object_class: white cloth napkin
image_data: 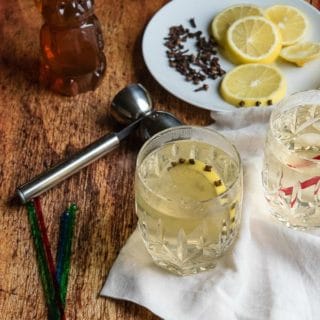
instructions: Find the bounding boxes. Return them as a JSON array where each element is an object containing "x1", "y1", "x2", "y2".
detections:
[{"x1": 101, "y1": 107, "x2": 320, "y2": 320}]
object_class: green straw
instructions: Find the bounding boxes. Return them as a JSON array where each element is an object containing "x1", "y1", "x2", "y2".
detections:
[
  {"x1": 26, "y1": 201, "x2": 61, "y2": 320},
  {"x1": 56, "y1": 203, "x2": 77, "y2": 306}
]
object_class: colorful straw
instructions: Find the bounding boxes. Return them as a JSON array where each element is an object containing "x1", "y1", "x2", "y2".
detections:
[
  {"x1": 280, "y1": 176, "x2": 320, "y2": 196},
  {"x1": 33, "y1": 197, "x2": 65, "y2": 319},
  {"x1": 26, "y1": 197, "x2": 78, "y2": 318},
  {"x1": 280, "y1": 155, "x2": 320, "y2": 207},
  {"x1": 56, "y1": 210, "x2": 69, "y2": 284},
  {"x1": 26, "y1": 201, "x2": 61, "y2": 320},
  {"x1": 56, "y1": 204, "x2": 77, "y2": 306}
]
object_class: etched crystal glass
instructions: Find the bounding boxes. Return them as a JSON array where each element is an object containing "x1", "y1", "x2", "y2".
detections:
[
  {"x1": 135, "y1": 126, "x2": 242, "y2": 275},
  {"x1": 262, "y1": 90, "x2": 320, "y2": 229}
]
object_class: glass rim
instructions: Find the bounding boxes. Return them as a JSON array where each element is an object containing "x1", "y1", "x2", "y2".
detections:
[
  {"x1": 270, "y1": 90, "x2": 320, "y2": 163},
  {"x1": 270, "y1": 89, "x2": 320, "y2": 121},
  {"x1": 136, "y1": 125, "x2": 242, "y2": 204}
]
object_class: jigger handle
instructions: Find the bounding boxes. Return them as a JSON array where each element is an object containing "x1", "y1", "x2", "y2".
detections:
[{"x1": 16, "y1": 132, "x2": 120, "y2": 204}]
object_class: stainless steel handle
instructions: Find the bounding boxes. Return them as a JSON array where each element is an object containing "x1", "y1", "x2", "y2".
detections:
[{"x1": 16, "y1": 133, "x2": 120, "y2": 204}]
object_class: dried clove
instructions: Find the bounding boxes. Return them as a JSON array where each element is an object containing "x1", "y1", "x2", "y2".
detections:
[
  {"x1": 194, "y1": 84, "x2": 208, "y2": 92},
  {"x1": 189, "y1": 18, "x2": 196, "y2": 28},
  {"x1": 214, "y1": 180, "x2": 222, "y2": 187},
  {"x1": 164, "y1": 20, "x2": 225, "y2": 92}
]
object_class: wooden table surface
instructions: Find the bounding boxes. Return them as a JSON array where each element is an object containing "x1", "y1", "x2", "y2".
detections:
[{"x1": 0, "y1": 1, "x2": 319, "y2": 319}]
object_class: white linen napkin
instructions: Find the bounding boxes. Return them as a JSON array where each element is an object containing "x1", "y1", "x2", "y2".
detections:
[{"x1": 101, "y1": 107, "x2": 320, "y2": 320}]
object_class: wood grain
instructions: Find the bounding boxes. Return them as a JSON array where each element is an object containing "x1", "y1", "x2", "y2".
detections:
[{"x1": 0, "y1": 1, "x2": 318, "y2": 319}]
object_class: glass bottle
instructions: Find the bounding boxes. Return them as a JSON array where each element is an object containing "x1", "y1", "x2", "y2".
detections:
[{"x1": 40, "y1": 0, "x2": 106, "y2": 96}]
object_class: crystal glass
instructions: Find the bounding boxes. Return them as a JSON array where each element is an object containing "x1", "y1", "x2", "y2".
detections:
[
  {"x1": 262, "y1": 90, "x2": 320, "y2": 229},
  {"x1": 135, "y1": 126, "x2": 243, "y2": 275}
]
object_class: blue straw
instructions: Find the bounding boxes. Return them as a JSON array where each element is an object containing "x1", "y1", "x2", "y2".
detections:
[{"x1": 56, "y1": 204, "x2": 77, "y2": 306}]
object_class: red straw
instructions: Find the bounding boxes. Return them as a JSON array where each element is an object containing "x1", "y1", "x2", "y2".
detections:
[
  {"x1": 34, "y1": 197, "x2": 66, "y2": 320},
  {"x1": 280, "y1": 155, "x2": 320, "y2": 200},
  {"x1": 280, "y1": 176, "x2": 320, "y2": 196}
]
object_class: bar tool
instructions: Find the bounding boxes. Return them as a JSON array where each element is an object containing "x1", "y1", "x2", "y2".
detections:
[{"x1": 16, "y1": 84, "x2": 182, "y2": 203}]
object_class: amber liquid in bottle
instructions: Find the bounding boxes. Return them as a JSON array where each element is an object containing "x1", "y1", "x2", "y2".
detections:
[{"x1": 40, "y1": 0, "x2": 106, "y2": 96}]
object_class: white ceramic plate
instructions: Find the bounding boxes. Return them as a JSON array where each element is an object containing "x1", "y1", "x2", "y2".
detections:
[{"x1": 142, "y1": 0, "x2": 320, "y2": 112}]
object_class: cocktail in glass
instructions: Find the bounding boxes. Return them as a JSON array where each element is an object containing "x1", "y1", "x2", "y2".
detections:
[
  {"x1": 135, "y1": 126, "x2": 242, "y2": 275},
  {"x1": 262, "y1": 90, "x2": 320, "y2": 229}
]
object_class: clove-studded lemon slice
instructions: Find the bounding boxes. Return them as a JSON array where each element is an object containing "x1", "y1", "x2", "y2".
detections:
[
  {"x1": 220, "y1": 64, "x2": 286, "y2": 107},
  {"x1": 167, "y1": 159, "x2": 226, "y2": 201}
]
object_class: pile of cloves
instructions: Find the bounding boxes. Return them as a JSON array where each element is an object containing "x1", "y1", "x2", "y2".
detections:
[{"x1": 164, "y1": 18, "x2": 225, "y2": 92}]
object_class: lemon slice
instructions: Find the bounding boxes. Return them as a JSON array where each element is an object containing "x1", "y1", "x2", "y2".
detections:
[
  {"x1": 220, "y1": 64, "x2": 286, "y2": 107},
  {"x1": 211, "y1": 4, "x2": 264, "y2": 45},
  {"x1": 265, "y1": 5, "x2": 308, "y2": 46},
  {"x1": 167, "y1": 159, "x2": 237, "y2": 226},
  {"x1": 280, "y1": 42, "x2": 320, "y2": 66},
  {"x1": 168, "y1": 159, "x2": 226, "y2": 201},
  {"x1": 226, "y1": 16, "x2": 282, "y2": 64}
]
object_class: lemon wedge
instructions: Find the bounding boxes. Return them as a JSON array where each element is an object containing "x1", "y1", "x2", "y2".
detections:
[
  {"x1": 280, "y1": 42, "x2": 320, "y2": 66},
  {"x1": 211, "y1": 4, "x2": 264, "y2": 45},
  {"x1": 225, "y1": 16, "x2": 282, "y2": 64},
  {"x1": 220, "y1": 64, "x2": 286, "y2": 107},
  {"x1": 265, "y1": 5, "x2": 308, "y2": 46}
]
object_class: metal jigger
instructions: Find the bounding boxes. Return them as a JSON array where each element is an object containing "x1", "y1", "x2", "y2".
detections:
[{"x1": 16, "y1": 84, "x2": 182, "y2": 204}]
